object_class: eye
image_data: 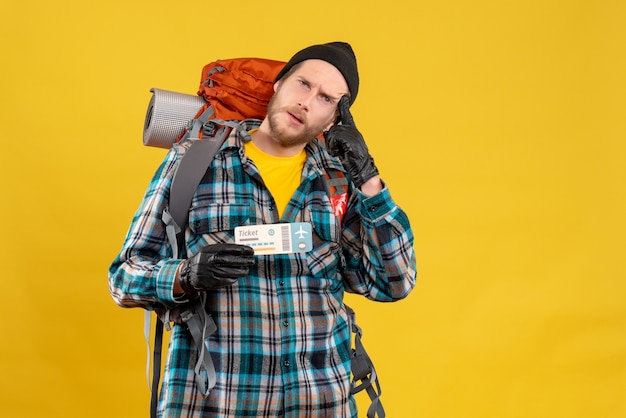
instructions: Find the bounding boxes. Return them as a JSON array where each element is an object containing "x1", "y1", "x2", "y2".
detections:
[{"x1": 321, "y1": 95, "x2": 335, "y2": 105}]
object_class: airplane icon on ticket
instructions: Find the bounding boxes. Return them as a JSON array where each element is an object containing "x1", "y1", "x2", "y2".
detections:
[{"x1": 295, "y1": 225, "x2": 309, "y2": 240}]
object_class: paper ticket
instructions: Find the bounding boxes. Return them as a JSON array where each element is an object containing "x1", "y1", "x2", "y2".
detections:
[{"x1": 234, "y1": 222, "x2": 313, "y2": 255}]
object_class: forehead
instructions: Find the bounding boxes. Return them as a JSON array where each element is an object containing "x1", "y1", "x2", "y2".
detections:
[{"x1": 292, "y1": 59, "x2": 349, "y2": 95}]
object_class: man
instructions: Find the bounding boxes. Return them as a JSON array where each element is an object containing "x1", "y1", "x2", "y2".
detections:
[{"x1": 109, "y1": 42, "x2": 416, "y2": 417}]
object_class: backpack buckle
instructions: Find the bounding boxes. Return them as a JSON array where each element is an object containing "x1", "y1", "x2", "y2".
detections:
[{"x1": 202, "y1": 121, "x2": 218, "y2": 137}]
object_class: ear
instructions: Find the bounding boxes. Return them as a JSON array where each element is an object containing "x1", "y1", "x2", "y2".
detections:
[
  {"x1": 320, "y1": 115, "x2": 338, "y2": 140},
  {"x1": 273, "y1": 80, "x2": 282, "y2": 92},
  {"x1": 323, "y1": 109, "x2": 341, "y2": 132}
]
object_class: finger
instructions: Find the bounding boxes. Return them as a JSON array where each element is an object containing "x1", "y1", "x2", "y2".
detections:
[
  {"x1": 215, "y1": 265, "x2": 250, "y2": 279},
  {"x1": 327, "y1": 138, "x2": 341, "y2": 157},
  {"x1": 228, "y1": 244, "x2": 254, "y2": 257},
  {"x1": 212, "y1": 244, "x2": 254, "y2": 257},
  {"x1": 216, "y1": 254, "x2": 255, "y2": 266},
  {"x1": 208, "y1": 273, "x2": 240, "y2": 287},
  {"x1": 338, "y1": 96, "x2": 355, "y2": 128}
]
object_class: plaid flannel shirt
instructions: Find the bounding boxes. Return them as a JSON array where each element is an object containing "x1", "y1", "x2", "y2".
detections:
[{"x1": 109, "y1": 125, "x2": 416, "y2": 417}]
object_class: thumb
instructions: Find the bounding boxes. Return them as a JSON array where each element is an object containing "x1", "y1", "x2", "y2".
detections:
[{"x1": 338, "y1": 96, "x2": 355, "y2": 128}]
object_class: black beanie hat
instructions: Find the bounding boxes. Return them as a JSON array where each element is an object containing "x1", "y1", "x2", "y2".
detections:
[{"x1": 275, "y1": 42, "x2": 359, "y2": 105}]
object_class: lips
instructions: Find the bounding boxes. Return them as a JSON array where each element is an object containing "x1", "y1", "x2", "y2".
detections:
[{"x1": 287, "y1": 111, "x2": 304, "y2": 125}]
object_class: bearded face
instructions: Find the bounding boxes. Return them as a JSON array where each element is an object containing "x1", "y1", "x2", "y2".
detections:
[
  {"x1": 264, "y1": 60, "x2": 348, "y2": 148},
  {"x1": 265, "y1": 93, "x2": 330, "y2": 147}
]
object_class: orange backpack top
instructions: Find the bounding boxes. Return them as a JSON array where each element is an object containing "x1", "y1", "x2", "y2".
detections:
[{"x1": 196, "y1": 57, "x2": 285, "y2": 124}]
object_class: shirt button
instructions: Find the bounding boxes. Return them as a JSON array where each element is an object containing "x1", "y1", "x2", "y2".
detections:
[
  {"x1": 279, "y1": 280, "x2": 285, "y2": 286},
  {"x1": 284, "y1": 360, "x2": 290, "y2": 367},
  {"x1": 283, "y1": 320, "x2": 289, "y2": 327},
  {"x1": 369, "y1": 205, "x2": 378, "y2": 212},
  {"x1": 268, "y1": 205, "x2": 275, "y2": 211}
]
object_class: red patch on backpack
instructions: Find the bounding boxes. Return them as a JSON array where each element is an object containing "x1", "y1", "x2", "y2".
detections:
[{"x1": 330, "y1": 193, "x2": 348, "y2": 221}]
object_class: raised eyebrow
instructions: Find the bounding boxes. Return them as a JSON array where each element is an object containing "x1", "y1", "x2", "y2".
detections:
[
  {"x1": 321, "y1": 91, "x2": 341, "y2": 102},
  {"x1": 296, "y1": 75, "x2": 341, "y2": 102}
]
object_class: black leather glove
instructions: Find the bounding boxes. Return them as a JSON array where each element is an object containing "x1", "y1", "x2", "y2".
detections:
[
  {"x1": 179, "y1": 243, "x2": 255, "y2": 294},
  {"x1": 324, "y1": 96, "x2": 379, "y2": 188}
]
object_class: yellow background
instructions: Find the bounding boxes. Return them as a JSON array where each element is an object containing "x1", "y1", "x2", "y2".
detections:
[{"x1": 1, "y1": 0, "x2": 625, "y2": 417}]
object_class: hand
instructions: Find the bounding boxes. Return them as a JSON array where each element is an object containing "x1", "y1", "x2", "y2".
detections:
[
  {"x1": 324, "y1": 96, "x2": 379, "y2": 188},
  {"x1": 179, "y1": 243, "x2": 255, "y2": 294}
]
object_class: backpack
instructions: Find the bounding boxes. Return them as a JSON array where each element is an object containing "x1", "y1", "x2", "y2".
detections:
[{"x1": 142, "y1": 57, "x2": 384, "y2": 418}]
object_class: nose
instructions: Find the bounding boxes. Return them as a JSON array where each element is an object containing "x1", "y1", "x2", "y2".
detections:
[{"x1": 297, "y1": 91, "x2": 315, "y2": 110}]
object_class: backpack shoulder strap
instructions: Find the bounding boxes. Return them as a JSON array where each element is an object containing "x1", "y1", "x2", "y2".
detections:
[
  {"x1": 322, "y1": 169, "x2": 385, "y2": 417},
  {"x1": 164, "y1": 113, "x2": 245, "y2": 254},
  {"x1": 324, "y1": 168, "x2": 349, "y2": 223},
  {"x1": 345, "y1": 304, "x2": 386, "y2": 418},
  {"x1": 165, "y1": 127, "x2": 228, "y2": 251}
]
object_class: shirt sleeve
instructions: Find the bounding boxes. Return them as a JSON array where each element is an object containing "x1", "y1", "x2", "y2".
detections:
[
  {"x1": 108, "y1": 145, "x2": 190, "y2": 311},
  {"x1": 340, "y1": 181, "x2": 417, "y2": 302}
]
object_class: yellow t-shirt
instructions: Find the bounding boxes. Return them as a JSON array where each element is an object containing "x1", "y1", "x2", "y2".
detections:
[{"x1": 244, "y1": 140, "x2": 306, "y2": 218}]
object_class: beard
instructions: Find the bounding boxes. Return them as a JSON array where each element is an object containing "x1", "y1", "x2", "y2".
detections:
[{"x1": 265, "y1": 95, "x2": 329, "y2": 148}]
